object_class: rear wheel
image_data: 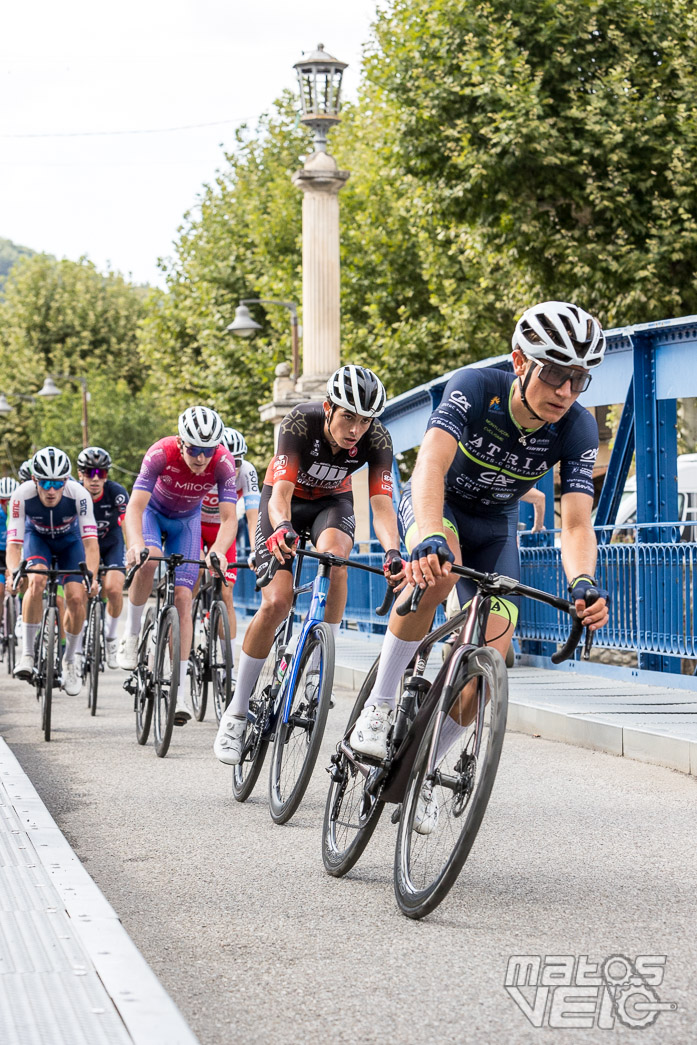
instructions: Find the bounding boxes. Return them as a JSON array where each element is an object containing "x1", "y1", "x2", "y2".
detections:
[
  {"x1": 153, "y1": 606, "x2": 180, "y2": 758},
  {"x1": 231, "y1": 636, "x2": 279, "y2": 803},
  {"x1": 209, "y1": 601, "x2": 232, "y2": 722},
  {"x1": 394, "y1": 646, "x2": 508, "y2": 920},
  {"x1": 268, "y1": 623, "x2": 334, "y2": 824},
  {"x1": 322, "y1": 658, "x2": 385, "y2": 877},
  {"x1": 134, "y1": 608, "x2": 156, "y2": 745}
]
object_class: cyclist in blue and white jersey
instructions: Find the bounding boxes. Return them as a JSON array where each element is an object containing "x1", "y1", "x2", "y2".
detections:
[
  {"x1": 200, "y1": 427, "x2": 260, "y2": 678},
  {"x1": 6, "y1": 447, "x2": 99, "y2": 695},
  {"x1": 77, "y1": 446, "x2": 129, "y2": 668},
  {"x1": 350, "y1": 301, "x2": 611, "y2": 819}
]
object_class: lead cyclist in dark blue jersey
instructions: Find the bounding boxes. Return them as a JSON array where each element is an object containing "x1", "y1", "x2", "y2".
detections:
[{"x1": 351, "y1": 301, "x2": 611, "y2": 792}]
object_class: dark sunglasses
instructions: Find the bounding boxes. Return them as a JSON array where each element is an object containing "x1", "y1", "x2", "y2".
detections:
[
  {"x1": 184, "y1": 443, "x2": 217, "y2": 458},
  {"x1": 82, "y1": 467, "x2": 108, "y2": 479},
  {"x1": 532, "y1": 360, "x2": 592, "y2": 394},
  {"x1": 37, "y1": 479, "x2": 66, "y2": 491}
]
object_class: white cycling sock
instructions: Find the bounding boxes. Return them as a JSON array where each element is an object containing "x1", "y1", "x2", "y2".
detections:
[
  {"x1": 227, "y1": 651, "x2": 267, "y2": 719},
  {"x1": 105, "y1": 612, "x2": 120, "y2": 640},
  {"x1": 179, "y1": 660, "x2": 190, "y2": 703},
  {"x1": 126, "y1": 599, "x2": 146, "y2": 637},
  {"x1": 370, "y1": 630, "x2": 422, "y2": 710},
  {"x1": 22, "y1": 622, "x2": 39, "y2": 658},
  {"x1": 327, "y1": 622, "x2": 341, "y2": 639},
  {"x1": 435, "y1": 714, "x2": 467, "y2": 763},
  {"x1": 65, "y1": 630, "x2": 83, "y2": 662}
]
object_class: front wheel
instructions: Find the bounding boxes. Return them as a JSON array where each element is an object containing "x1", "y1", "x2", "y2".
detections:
[
  {"x1": 36, "y1": 607, "x2": 58, "y2": 743},
  {"x1": 153, "y1": 606, "x2": 180, "y2": 758},
  {"x1": 135, "y1": 608, "x2": 156, "y2": 745},
  {"x1": 85, "y1": 598, "x2": 103, "y2": 716},
  {"x1": 4, "y1": 595, "x2": 17, "y2": 675},
  {"x1": 209, "y1": 601, "x2": 232, "y2": 722},
  {"x1": 189, "y1": 593, "x2": 208, "y2": 722},
  {"x1": 322, "y1": 658, "x2": 385, "y2": 877},
  {"x1": 231, "y1": 636, "x2": 280, "y2": 803},
  {"x1": 268, "y1": 623, "x2": 334, "y2": 824},
  {"x1": 394, "y1": 646, "x2": 508, "y2": 920}
]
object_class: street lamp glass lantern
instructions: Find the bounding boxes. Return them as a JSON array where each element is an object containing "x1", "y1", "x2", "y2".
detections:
[
  {"x1": 37, "y1": 377, "x2": 62, "y2": 398},
  {"x1": 294, "y1": 43, "x2": 347, "y2": 151},
  {"x1": 227, "y1": 304, "x2": 263, "y2": 338},
  {"x1": 0, "y1": 394, "x2": 12, "y2": 415}
]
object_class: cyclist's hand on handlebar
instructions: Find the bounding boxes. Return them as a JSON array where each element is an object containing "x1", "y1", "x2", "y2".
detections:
[
  {"x1": 568, "y1": 575, "x2": 610, "y2": 631},
  {"x1": 383, "y1": 548, "x2": 407, "y2": 591},
  {"x1": 265, "y1": 521, "x2": 298, "y2": 564},
  {"x1": 406, "y1": 533, "x2": 454, "y2": 589},
  {"x1": 126, "y1": 542, "x2": 148, "y2": 569},
  {"x1": 206, "y1": 549, "x2": 227, "y2": 576}
]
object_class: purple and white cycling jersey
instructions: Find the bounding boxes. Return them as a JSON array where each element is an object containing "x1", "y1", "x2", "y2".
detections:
[{"x1": 133, "y1": 437, "x2": 237, "y2": 517}]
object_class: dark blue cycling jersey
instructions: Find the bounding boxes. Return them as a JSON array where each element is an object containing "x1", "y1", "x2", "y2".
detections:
[
  {"x1": 87, "y1": 479, "x2": 129, "y2": 540},
  {"x1": 427, "y1": 366, "x2": 598, "y2": 516}
]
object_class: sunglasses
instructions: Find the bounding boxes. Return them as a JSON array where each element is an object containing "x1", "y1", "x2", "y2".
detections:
[
  {"x1": 184, "y1": 443, "x2": 217, "y2": 458},
  {"x1": 37, "y1": 479, "x2": 66, "y2": 491},
  {"x1": 82, "y1": 467, "x2": 109, "y2": 479},
  {"x1": 532, "y1": 360, "x2": 592, "y2": 394}
]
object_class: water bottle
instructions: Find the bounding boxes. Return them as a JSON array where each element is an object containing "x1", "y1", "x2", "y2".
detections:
[{"x1": 276, "y1": 633, "x2": 299, "y2": 684}]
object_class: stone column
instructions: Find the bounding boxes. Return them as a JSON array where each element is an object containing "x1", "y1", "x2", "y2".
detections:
[{"x1": 291, "y1": 151, "x2": 350, "y2": 397}]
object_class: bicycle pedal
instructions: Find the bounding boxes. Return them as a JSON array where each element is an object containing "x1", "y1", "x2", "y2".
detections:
[{"x1": 391, "y1": 804, "x2": 402, "y2": 825}]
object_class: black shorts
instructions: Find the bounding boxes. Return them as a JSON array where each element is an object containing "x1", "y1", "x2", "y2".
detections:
[
  {"x1": 0, "y1": 549, "x2": 5, "y2": 572},
  {"x1": 255, "y1": 485, "x2": 355, "y2": 576},
  {"x1": 99, "y1": 530, "x2": 126, "y2": 568}
]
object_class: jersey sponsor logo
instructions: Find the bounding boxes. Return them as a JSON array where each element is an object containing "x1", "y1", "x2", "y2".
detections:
[
  {"x1": 349, "y1": 446, "x2": 357, "y2": 457},
  {"x1": 161, "y1": 473, "x2": 173, "y2": 485},
  {"x1": 479, "y1": 472, "x2": 518, "y2": 488},
  {"x1": 115, "y1": 493, "x2": 127, "y2": 505},
  {"x1": 311, "y1": 440, "x2": 321, "y2": 457},
  {"x1": 273, "y1": 455, "x2": 289, "y2": 476},
  {"x1": 306, "y1": 462, "x2": 348, "y2": 483},
  {"x1": 488, "y1": 396, "x2": 503, "y2": 412},
  {"x1": 448, "y1": 390, "x2": 471, "y2": 415},
  {"x1": 580, "y1": 447, "x2": 599, "y2": 462},
  {"x1": 12, "y1": 501, "x2": 19, "y2": 518},
  {"x1": 382, "y1": 470, "x2": 392, "y2": 487},
  {"x1": 79, "y1": 498, "x2": 87, "y2": 516},
  {"x1": 431, "y1": 418, "x2": 462, "y2": 439}
]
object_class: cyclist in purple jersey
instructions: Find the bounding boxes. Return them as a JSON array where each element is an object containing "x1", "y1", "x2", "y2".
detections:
[
  {"x1": 351, "y1": 302, "x2": 611, "y2": 798},
  {"x1": 118, "y1": 408, "x2": 237, "y2": 725}
]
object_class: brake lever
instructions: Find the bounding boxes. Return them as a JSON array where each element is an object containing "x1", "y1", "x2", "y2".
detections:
[{"x1": 582, "y1": 588, "x2": 599, "y2": 661}]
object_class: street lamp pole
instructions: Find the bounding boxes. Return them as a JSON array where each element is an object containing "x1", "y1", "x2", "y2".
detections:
[
  {"x1": 37, "y1": 374, "x2": 90, "y2": 448},
  {"x1": 227, "y1": 299, "x2": 300, "y2": 382}
]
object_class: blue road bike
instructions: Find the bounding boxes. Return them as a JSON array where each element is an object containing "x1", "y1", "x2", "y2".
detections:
[{"x1": 232, "y1": 534, "x2": 395, "y2": 825}]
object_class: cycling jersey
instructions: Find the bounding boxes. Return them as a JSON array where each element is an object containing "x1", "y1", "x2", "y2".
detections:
[
  {"x1": 133, "y1": 437, "x2": 237, "y2": 517},
  {"x1": 8, "y1": 479, "x2": 98, "y2": 544},
  {"x1": 0, "y1": 503, "x2": 7, "y2": 552},
  {"x1": 427, "y1": 366, "x2": 598, "y2": 516},
  {"x1": 263, "y1": 402, "x2": 394, "y2": 501},
  {"x1": 201, "y1": 459, "x2": 259, "y2": 526},
  {"x1": 87, "y1": 479, "x2": 129, "y2": 540}
]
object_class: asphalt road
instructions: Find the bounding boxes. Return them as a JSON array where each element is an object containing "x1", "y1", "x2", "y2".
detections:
[{"x1": 1, "y1": 661, "x2": 695, "y2": 1045}]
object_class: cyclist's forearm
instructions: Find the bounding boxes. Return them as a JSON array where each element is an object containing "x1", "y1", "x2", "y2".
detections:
[
  {"x1": 6, "y1": 543, "x2": 22, "y2": 577},
  {"x1": 83, "y1": 537, "x2": 100, "y2": 578},
  {"x1": 370, "y1": 496, "x2": 400, "y2": 552},
  {"x1": 267, "y1": 482, "x2": 294, "y2": 531},
  {"x1": 246, "y1": 508, "x2": 258, "y2": 542},
  {"x1": 560, "y1": 523, "x2": 597, "y2": 582},
  {"x1": 412, "y1": 476, "x2": 447, "y2": 541},
  {"x1": 213, "y1": 509, "x2": 237, "y2": 556}
]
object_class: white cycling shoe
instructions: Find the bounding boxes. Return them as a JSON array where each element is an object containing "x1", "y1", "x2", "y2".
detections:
[
  {"x1": 105, "y1": 637, "x2": 119, "y2": 669},
  {"x1": 62, "y1": 660, "x2": 82, "y2": 696},
  {"x1": 414, "y1": 783, "x2": 439, "y2": 836},
  {"x1": 214, "y1": 714, "x2": 247, "y2": 765},
  {"x1": 13, "y1": 652, "x2": 35, "y2": 682},
  {"x1": 117, "y1": 633, "x2": 139, "y2": 670},
  {"x1": 350, "y1": 703, "x2": 394, "y2": 760}
]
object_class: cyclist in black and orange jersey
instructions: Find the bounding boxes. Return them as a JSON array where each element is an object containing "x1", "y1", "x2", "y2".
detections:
[{"x1": 214, "y1": 364, "x2": 406, "y2": 765}]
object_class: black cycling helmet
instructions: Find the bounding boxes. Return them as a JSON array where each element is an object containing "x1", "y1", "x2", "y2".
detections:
[{"x1": 77, "y1": 446, "x2": 112, "y2": 471}]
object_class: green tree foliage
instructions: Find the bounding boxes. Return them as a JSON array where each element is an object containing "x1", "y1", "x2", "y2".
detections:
[{"x1": 0, "y1": 237, "x2": 36, "y2": 291}]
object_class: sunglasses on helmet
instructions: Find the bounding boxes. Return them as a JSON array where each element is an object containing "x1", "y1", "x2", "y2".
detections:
[
  {"x1": 531, "y1": 359, "x2": 592, "y2": 394},
  {"x1": 184, "y1": 443, "x2": 217, "y2": 458},
  {"x1": 37, "y1": 479, "x2": 66, "y2": 491},
  {"x1": 82, "y1": 467, "x2": 108, "y2": 479}
]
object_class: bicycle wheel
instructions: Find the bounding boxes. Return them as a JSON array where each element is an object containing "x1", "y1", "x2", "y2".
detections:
[
  {"x1": 135, "y1": 608, "x2": 156, "y2": 745},
  {"x1": 394, "y1": 645, "x2": 508, "y2": 920},
  {"x1": 153, "y1": 606, "x2": 180, "y2": 758},
  {"x1": 4, "y1": 595, "x2": 16, "y2": 675},
  {"x1": 189, "y1": 593, "x2": 208, "y2": 721},
  {"x1": 209, "y1": 601, "x2": 232, "y2": 723},
  {"x1": 37, "y1": 607, "x2": 58, "y2": 743},
  {"x1": 268, "y1": 622, "x2": 333, "y2": 824},
  {"x1": 231, "y1": 637, "x2": 279, "y2": 803},
  {"x1": 86, "y1": 598, "x2": 103, "y2": 716},
  {"x1": 322, "y1": 658, "x2": 386, "y2": 877}
]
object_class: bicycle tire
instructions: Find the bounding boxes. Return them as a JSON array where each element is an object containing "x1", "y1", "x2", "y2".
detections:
[
  {"x1": 5, "y1": 595, "x2": 16, "y2": 675},
  {"x1": 86, "y1": 599, "x2": 103, "y2": 716},
  {"x1": 153, "y1": 606, "x2": 180, "y2": 758},
  {"x1": 322, "y1": 657, "x2": 386, "y2": 877},
  {"x1": 231, "y1": 638, "x2": 279, "y2": 803},
  {"x1": 209, "y1": 601, "x2": 232, "y2": 722},
  {"x1": 38, "y1": 607, "x2": 58, "y2": 743},
  {"x1": 190, "y1": 593, "x2": 207, "y2": 721},
  {"x1": 268, "y1": 623, "x2": 333, "y2": 824},
  {"x1": 394, "y1": 646, "x2": 508, "y2": 920},
  {"x1": 135, "y1": 608, "x2": 156, "y2": 745}
]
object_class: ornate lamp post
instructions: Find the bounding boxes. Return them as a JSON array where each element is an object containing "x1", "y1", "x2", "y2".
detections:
[
  {"x1": 228, "y1": 299, "x2": 300, "y2": 382},
  {"x1": 37, "y1": 374, "x2": 90, "y2": 448}
]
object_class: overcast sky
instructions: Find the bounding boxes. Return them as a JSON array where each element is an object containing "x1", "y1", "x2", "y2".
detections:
[{"x1": 1, "y1": 0, "x2": 378, "y2": 287}]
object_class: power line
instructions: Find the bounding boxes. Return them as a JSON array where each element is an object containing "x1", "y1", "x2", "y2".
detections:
[{"x1": 0, "y1": 118, "x2": 246, "y2": 140}]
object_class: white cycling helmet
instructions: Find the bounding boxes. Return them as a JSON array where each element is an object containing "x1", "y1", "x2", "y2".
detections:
[
  {"x1": 18, "y1": 459, "x2": 32, "y2": 481},
  {"x1": 513, "y1": 301, "x2": 606, "y2": 370},
  {"x1": 0, "y1": 477, "x2": 18, "y2": 498},
  {"x1": 178, "y1": 406, "x2": 225, "y2": 448},
  {"x1": 326, "y1": 365, "x2": 387, "y2": 418},
  {"x1": 222, "y1": 428, "x2": 248, "y2": 457},
  {"x1": 32, "y1": 446, "x2": 71, "y2": 481}
]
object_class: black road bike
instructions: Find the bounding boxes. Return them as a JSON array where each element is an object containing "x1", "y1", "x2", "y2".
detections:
[
  {"x1": 81, "y1": 564, "x2": 126, "y2": 716},
  {"x1": 189, "y1": 553, "x2": 237, "y2": 723},
  {"x1": 0, "y1": 590, "x2": 18, "y2": 675},
  {"x1": 323, "y1": 560, "x2": 597, "y2": 920}
]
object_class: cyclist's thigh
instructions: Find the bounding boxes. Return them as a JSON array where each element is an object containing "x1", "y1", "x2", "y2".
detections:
[
  {"x1": 159, "y1": 511, "x2": 200, "y2": 590},
  {"x1": 142, "y1": 504, "x2": 165, "y2": 555},
  {"x1": 310, "y1": 495, "x2": 355, "y2": 556},
  {"x1": 100, "y1": 532, "x2": 126, "y2": 569},
  {"x1": 55, "y1": 535, "x2": 89, "y2": 596}
]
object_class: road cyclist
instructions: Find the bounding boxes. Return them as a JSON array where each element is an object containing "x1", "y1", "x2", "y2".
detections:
[
  {"x1": 118, "y1": 407, "x2": 238, "y2": 726},
  {"x1": 0, "y1": 477, "x2": 19, "y2": 671},
  {"x1": 214, "y1": 364, "x2": 406, "y2": 766},
  {"x1": 18, "y1": 460, "x2": 32, "y2": 482},
  {"x1": 199, "y1": 426, "x2": 260, "y2": 701},
  {"x1": 349, "y1": 301, "x2": 611, "y2": 827},
  {"x1": 77, "y1": 446, "x2": 129, "y2": 668},
  {"x1": 6, "y1": 446, "x2": 99, "y2": 697}
]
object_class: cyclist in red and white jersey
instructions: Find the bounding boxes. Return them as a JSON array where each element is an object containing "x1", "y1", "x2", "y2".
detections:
[{"x1": 200, "y1": 427, "x2": 260, "y2": 678}]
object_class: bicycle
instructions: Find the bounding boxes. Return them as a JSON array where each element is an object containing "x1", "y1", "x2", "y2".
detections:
[
  {"x1": 12, "y1": 560, "x2": 92, "y2": 742},
  {"x1": 189, "y1": 553, "x2": 235, "y2": 723},
  {"x1": 82, "y1": 564, "x2": 125, "y2": 716},
  {"x1": 0, "y1": 589, "x2": 18, "y2": 675},
  {"x1": 124, "y1": 551, "x2": 230, "y2": 758},
  {"x1": 232, "y1": 535, "x2": 399, "y2": 825},
  {"x1": 322, "y1": 558, "x2": 597, "y2": 920}
]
